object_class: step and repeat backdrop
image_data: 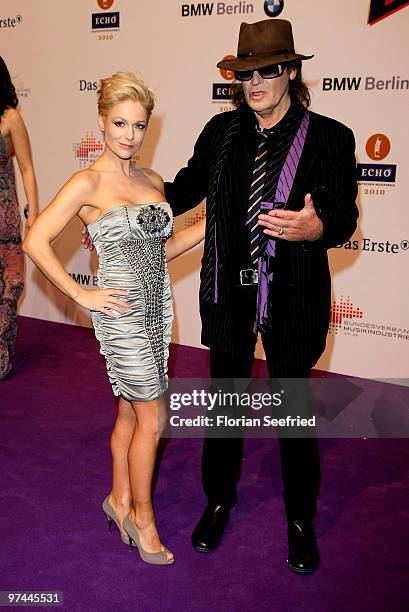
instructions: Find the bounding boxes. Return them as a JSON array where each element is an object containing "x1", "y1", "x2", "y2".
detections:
[{"x1": 1, "y1": 0, "x2": 408, "y2": 379}]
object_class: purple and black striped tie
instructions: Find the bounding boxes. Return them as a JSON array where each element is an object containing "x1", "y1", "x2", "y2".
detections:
[{"x1": 247, "y1": 132, "x2": 268, "y2": 265}]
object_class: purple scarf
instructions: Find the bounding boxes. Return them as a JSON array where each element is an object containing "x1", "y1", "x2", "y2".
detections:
[{"x1": 253, "y1": 110, "x2": 310, "y2": 333}]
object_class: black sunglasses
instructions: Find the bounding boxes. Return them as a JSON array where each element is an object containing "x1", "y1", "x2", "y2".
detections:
[{"x1": 234, "y1": 63, "x2": 285, "y2": 82}]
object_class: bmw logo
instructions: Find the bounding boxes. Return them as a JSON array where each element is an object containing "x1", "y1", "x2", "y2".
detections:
[{"x1": 264, "y1": 0, "x2": 284, "y2": 18}]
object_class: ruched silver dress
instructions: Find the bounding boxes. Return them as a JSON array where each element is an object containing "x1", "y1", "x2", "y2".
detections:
[{"x1": 87, "y1": 202, "x2": 173, "y2": 401}]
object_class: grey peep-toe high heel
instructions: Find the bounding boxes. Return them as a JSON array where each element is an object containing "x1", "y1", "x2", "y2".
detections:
[
  {"x1": 123, "y1": 513, "x2": 174, "y2": 565},
  {"x1": 102, "y1": 496, "x2": 134, "y2": 546}
]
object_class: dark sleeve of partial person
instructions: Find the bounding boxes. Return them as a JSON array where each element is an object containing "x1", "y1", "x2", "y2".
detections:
[
  {"x1": 315, "y1": 127, "x2": 359, "y2": 249},
  {"x1": 164, "y1": 117, "x2": 216, "y2": 217}
]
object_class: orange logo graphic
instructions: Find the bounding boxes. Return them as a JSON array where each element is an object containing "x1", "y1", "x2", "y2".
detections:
[
  {"x1": 330, "y1": 296, "x2": 364, "y2": 328},
  {"x1": 97, "y1": 0, "x2": 114, "y2": 9},
  {"x1": 365, "y1": 133, "x2": 391, "y2": 160},
  {"x1": 219, "y1": 55, "x2": 236, "y2": 81}
]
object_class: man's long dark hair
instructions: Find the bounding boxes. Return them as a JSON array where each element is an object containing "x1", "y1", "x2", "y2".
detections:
[
  {"x1": 0, "y1": 57, "x2": 18, "y2": 118},
  {"x1": 231, "y1": 60, "x2": 311, "y2": 109}
]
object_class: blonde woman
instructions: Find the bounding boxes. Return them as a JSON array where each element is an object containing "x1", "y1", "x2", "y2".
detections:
[{"x1": 24, "y1": 72, "x2": 205, "y2": 566}]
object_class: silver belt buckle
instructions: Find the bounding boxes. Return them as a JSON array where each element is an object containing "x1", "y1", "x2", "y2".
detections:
[{"x1": 240, "y1": 268, "x2": 258, "y2": 285}]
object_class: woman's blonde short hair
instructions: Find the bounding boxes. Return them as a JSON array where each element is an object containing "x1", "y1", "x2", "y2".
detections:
[{"x1": 97, "y1": 71, "x2": 155, "y2": 117}]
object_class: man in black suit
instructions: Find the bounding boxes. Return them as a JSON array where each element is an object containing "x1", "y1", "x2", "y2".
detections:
[{"x1": 165, "y1": 19, "x2": 358, "y2": 573}]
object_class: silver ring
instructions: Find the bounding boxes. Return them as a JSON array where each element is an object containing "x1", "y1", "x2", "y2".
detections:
[{"x1": 278, "y1": 227, "x2": 284, "y2": 236}]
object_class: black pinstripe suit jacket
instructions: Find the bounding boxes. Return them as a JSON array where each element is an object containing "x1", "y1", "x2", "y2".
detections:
[{"x1": 165, "y1": 104, "x2": 358, "y2": 365}]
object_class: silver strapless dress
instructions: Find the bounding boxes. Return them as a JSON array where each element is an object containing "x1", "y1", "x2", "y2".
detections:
[{"x1": 87, "y1": 202, "x2": 173, "y2": 401}]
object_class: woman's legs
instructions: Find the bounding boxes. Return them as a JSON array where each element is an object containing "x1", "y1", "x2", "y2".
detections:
[
  {"x1": 107, "y1": 393, "x2": 171, "y2": 558},
  {"x1": 108, "y1": 397, "x2": 135, "y2": 533},
  {"x1": 127, "y1": 395, "x2": 172, "y2": 558}
]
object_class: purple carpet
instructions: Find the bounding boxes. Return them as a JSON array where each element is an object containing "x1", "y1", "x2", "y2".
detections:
[{"x1": 0, "y1": 317, "x2": 408, "y2": 612}]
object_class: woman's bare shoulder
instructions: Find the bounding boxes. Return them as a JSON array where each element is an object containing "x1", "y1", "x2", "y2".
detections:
[
  {"x1": 3, "y1": 107, "x2": 23, "y2": 127},
  {"x1": 59, "y1": 168, "x2": 99, "y2": 199},
  {"x1": 142, "y1": 167, "x2": 164, "y2": 190}
]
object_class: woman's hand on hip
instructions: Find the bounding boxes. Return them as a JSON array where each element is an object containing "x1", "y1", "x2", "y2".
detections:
[{"x1": 76, "y1": 288, "x2": 129, "y2": 317}]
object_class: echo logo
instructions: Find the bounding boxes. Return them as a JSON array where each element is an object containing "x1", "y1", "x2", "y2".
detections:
[
  {"x1": 212, "y1": 84, "x2": 233, "y2": 100},
  {"x1": 358, "y1": 133, "x2": 396, "y2": 184},
  {"x1": 97, "y1": 0, "x2": 114, "y2": 8},
  {"x1": 92, "y1": 12, "x2": 119, "y2": 28},
  {"x1": 357, "y1": 165, "x2": 396, "y2": 182},
  {"x1": 219, "y1": 55, "x2": 236, "y2": 80},
  {"x1": 366, "y1": 134, "x2": 391, "y2": 161}
]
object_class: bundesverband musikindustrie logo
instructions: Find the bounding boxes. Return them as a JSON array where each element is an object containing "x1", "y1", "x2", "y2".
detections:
[
  {"x1": 73, "y1": 132, "x2": 103, "y2": 168},
  {"x1": 329, "y1": 296, "x2": 409, "y2": 341}
]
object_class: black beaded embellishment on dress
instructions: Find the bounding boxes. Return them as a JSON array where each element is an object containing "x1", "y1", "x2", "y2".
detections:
[
  {"x1": 136, "y1": 204, "x2": 170, "y2": 234},
  {"x1": 119, "y1": 236, "x2": 166, "y2": 389}
]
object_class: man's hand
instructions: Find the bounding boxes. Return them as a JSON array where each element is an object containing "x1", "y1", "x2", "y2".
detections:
[
  {"x1": 258, "y1": 193, "x2": 323, "y2": 242},
  {"x1": 81, "y1": 225, "x2": 94, "y2": 251}
]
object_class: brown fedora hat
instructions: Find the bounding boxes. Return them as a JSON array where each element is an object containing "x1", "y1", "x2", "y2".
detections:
[{"x1": 217, "y1": 19, "x2": 313, "y2": 71}]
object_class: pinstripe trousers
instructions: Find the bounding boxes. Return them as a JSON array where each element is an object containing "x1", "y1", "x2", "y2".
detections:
[{"x1": 201, "y1": 285, "x2": 321, "y2": 521}]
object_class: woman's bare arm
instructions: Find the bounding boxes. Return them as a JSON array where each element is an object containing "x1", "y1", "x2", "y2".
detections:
[
  {"x1": 8, "y1": 109, "x2": 39, "y2": 230},
  {"x1": 165, "y1": 218, "x2": 205, "y2": 261},
  {"x1": 23, "y1": 172, "x2": 129, "y2": 316},
  {"x1": 142, "y1": 167, "x2": 206, "y2": 261}
]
